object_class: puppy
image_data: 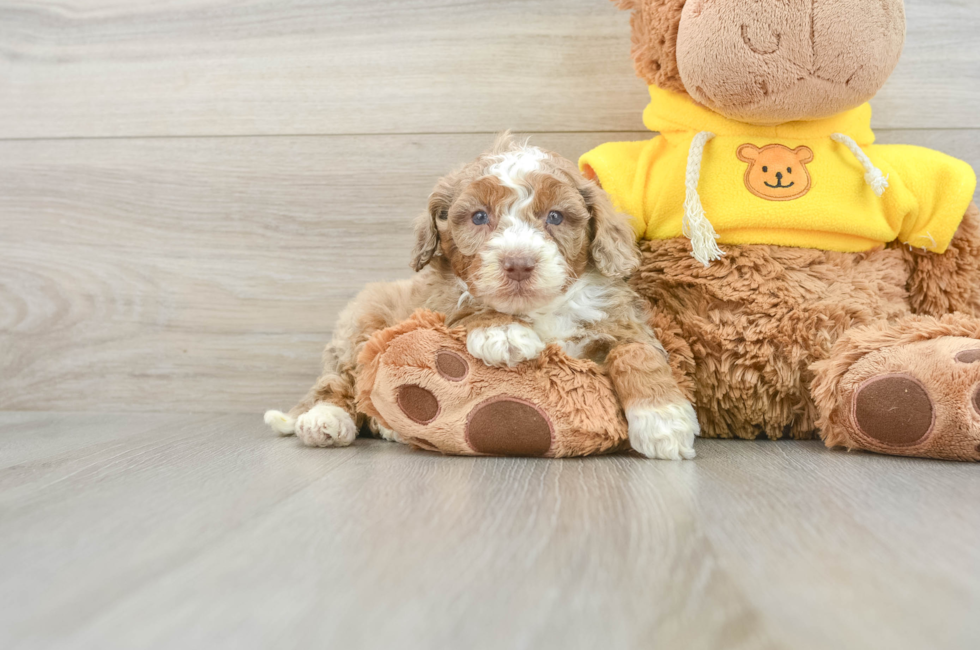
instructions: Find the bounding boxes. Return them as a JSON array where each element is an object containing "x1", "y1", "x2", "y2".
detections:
[{"x1": 265, "y1": 135, "x2": 699, "y2": 459}]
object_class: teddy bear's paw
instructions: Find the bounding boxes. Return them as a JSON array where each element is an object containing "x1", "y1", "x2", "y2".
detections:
[
  {"x1": 465, "y1": 396, "x2": 553, "y2": 456},
  {"x1": 382, "y1": 344, "x2": 555, "y2": 456},
  {"x1": 295, "y1": 403, "x2": 358, "y2": 448},
  {"x1": 835, "y1": 337, "x2": 980, "y2": 461},
  {"x1": 466, "y1": 323, "x2": 545, "y2": 367},
  {"x1": 626, "y1": 401, "x2": 700, "y2": 460}
]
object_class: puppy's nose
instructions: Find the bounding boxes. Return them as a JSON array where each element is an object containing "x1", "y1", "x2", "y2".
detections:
[{"x1": 502, "y1": 256, "x2": 535, "y2": 282}]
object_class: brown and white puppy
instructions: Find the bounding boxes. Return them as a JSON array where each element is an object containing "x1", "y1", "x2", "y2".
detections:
[{"x1": 265, "y1": 135, "x2": 699, "y2": 459}]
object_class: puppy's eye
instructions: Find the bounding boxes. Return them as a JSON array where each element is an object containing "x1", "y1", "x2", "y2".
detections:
[
  {"x1": 472, "y1": 210, "x2": 489, "y2": 225},
  {"x1": 762, "y1": 166, "x2": 768, "y2": 173},
  {"x1": 546, "y1": 210, "x2": 564, "y2": 225}
]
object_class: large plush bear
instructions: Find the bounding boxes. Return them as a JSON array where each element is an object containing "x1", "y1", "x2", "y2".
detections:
[
  {"x1": 353, "y1": 0, "x2": 980, "y2": 461},
  {"x1": 577, "y1": 0, "x2": 980, "y2": 460}
]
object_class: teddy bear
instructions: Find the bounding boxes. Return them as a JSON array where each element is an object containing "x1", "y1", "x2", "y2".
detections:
[
  {"x1": 358, "y1": 0, "x2": 980, "y2": 461},
  {"x1": 576, "y1": 0, "x2": 980, "y2": 461}
]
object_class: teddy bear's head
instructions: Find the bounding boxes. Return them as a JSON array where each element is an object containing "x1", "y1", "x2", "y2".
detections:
[{"x1": 614, "y1": 0, "x2": 906, "y2": 125}]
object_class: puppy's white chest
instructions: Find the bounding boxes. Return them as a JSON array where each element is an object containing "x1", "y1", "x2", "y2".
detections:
[
  {"x1": 530, "y1": 311, "x2": 591, "y2": 345},
  {"x1": 526, "y1": 276, "x2": 611, "y2": 356}
]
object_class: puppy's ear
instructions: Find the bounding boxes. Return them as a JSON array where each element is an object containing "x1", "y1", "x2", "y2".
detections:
[
  {"x1": 409, "y1": 212, "x2": 439, "y2": 272},
  {"x1": 410, "y1": 172, "x2": 458, "y2": 272},
  {"x1": 582, "y1": 181, "x2": 640, "y2": 278}
]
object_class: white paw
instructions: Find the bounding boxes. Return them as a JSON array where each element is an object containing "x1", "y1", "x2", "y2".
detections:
[
  {"x1": 627, "y1": 401, "x2": 699, "y2": 460},
  {"x1": 294, "y1": 403, "x2": 358, "y2": 448},
  {"x1": 466, "y1": 323, "x2": 546, "y2": 367},
  {"x1": 370, "y1": 418, "x2": 400, "y2": 443},
  {"x1": 264, "y1": 410, "x2": 296, "y2": 436}
]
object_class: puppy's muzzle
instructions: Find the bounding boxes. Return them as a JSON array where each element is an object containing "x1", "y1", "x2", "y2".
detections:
[{"x1": 502, "y1": 256, "x2": 536, "y2": 283}]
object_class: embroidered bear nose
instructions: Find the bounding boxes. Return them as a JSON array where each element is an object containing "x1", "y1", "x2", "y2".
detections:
[
  {"x1": 775, "y1": 171, "x2": 783, "y2": 180},
  {"x1": 502, "y1": 256, "x2": 535, "y2": 282}
]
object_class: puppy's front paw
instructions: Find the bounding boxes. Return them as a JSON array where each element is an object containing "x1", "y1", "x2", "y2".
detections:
[
  {"x1": 466, "y1": 323, "x2": 545, "y2": 367},
  {"x1": 627, "y1": 401, "x2": 699, "y2": 460},
  {"x1": 295, "y1": 403, "x2": 358, "y2": 448}
]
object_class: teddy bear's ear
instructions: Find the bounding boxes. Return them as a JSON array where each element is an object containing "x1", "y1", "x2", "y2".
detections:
[
  {"x1": 618, "y1": 0, "x2": 689, "y2": 96},
  {"x1": 736, "y1": 144, "x2": 760, "y2": 163},
  {"x1": 793, "y1": 146, "x2": 814, "y2": 164}
]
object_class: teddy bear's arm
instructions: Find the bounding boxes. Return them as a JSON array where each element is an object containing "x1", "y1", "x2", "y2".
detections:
[{"x1": 896, "y1": 202, "x2": 980, "y2": 318}]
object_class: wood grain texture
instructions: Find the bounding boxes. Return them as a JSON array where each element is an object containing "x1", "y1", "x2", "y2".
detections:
[
  {"x1": 3, "y1": 130, "x2": 979, "y2": 413},
  {"x1": 4, "y1": 130, "x2": 978, "y2": 413},
  {"x1": 1, "y1": 412, "x2": 978, "y2": 649},
  {"x1": 0, "y1": 0, "x2": 977, "y2": 139}
]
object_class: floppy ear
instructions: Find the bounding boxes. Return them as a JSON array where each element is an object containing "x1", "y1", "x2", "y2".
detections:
[
  {"x1": 410, "y1": 173, "x2": 458, "y2": 272},
  {"x1": 409, "y1": 212, "x2": 439, "y2": 272},
  {"x1": 582, "y1": 181, "x2": 640, "y2": 278},
  {"x1": 794, "y1": 146, "x2": 814, "y2": 164},
  {"x1": 736, "y1": 144, "x2": 760, "y2": 163}
]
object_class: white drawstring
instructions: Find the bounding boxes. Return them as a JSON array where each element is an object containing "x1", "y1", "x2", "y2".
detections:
[
  {"x1": 831, "y1": 133, "x2": 889, "y2": 196},
  {"x1": 684, "y1": 131, "x2": 724, "y2": 267}
]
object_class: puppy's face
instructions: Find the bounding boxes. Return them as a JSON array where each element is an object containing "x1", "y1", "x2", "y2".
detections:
[{"x1": 411, "y1": 138, "x2": 639, "y2": 315}]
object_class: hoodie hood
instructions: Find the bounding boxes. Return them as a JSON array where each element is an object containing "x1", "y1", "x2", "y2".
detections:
[{"x1": 642, "y1": 85, "x2": 876, "y2": 145}]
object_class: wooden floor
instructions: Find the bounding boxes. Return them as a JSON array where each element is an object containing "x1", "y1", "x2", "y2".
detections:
[{"x1": 2, "y1": 412, "x2": 979, "y2": 650}]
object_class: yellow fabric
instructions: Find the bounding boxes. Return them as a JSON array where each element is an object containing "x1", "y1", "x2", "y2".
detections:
[{"x1": 580, "y1": 86, "x2": 977, "y2": 253}]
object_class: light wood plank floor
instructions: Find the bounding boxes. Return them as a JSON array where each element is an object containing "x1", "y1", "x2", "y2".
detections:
[{"x1": 2, "y1": 412, "x2": 978, "y2": 650}]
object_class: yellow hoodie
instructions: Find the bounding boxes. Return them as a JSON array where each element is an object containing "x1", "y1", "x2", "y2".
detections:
[{"x1": 580, "y1": 86, "x2": 976, "y2": 264}]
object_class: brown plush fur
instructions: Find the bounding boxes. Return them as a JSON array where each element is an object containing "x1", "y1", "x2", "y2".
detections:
[
  {"x1": 811, "y1": 314, "x2": 980, "y2": 461},
  {"x1": 894, "y1": 203, "x2": 980, "y2": 318},
  {"x1": 633, "y1": 235, "x2": 908, "y2": 440},
  {"x1": 357, "y1": 310, "x2": 630, "y2": 457},
  {"x1": 630, "y1": 203, "x2": 980, "y2": 458},
  {"x1": 614, "y1": 0, "x2": 689, "y2": 97}
]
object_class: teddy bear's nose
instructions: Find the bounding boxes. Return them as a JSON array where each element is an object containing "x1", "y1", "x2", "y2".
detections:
[{"x1": 775, "y1": 171, "x2": 783, "y2": 181}]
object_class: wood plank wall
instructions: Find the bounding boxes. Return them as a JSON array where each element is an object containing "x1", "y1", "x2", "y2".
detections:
[{"x1": 2, "y1": 0, "x2": 979, "y2": 413}]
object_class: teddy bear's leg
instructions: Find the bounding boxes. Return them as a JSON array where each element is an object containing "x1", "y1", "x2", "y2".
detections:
[
  {"x1": 811, "y1": 314, "x2": 980, "y2": 461},
  {"x1": 361, "y1": 317, "x2": 629, "y2": 457}
]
